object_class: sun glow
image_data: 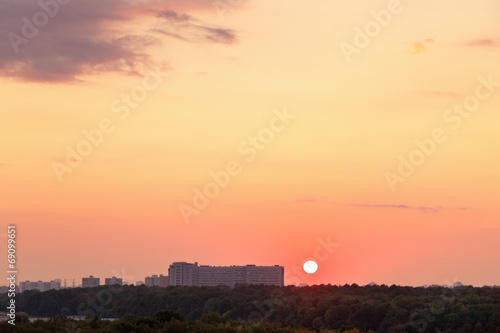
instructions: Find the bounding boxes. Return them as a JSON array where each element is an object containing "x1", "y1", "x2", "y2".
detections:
[{"x1": 303, "y1": 260, "x2": 318, "y2": 274}]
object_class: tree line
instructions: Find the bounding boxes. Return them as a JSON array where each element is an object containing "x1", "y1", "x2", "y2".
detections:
[{"x1": 1, "y1": 284, "x2": 498, "y2": 332}]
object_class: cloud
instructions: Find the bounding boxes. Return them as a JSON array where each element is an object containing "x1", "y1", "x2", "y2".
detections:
[
  {"x1": 351, "y1": 204, "x2": 441, "y2": 213},
  {"x1": 464, "y1": 38, "x2": 498, "y2": 47},
  {"x1": 408, "y1": 39, "x2": 434, "y2": 55},
  {"x1": 153, "y1": 9, "x2": 237, "y2": 44},
  {"x1": 0, "y1": 0, "x2": 238, "y2": 83}
]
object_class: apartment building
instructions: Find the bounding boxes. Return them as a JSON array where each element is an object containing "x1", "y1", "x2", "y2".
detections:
[
  {"x1": 104, "y1": 276, "x2": 123, "y2": 286},
  {"x1": 82, "y1": 275, "x2": 100, "y2": 288},
  {"x1": 19, "y1": 279, "x2": 61, "y2": 293},
  {"x1": 145, "y1": 274, "x2": 169, "y2": 287},
  {"x1": 168, "y1": 262, "x2": 284, "y2": 287}
]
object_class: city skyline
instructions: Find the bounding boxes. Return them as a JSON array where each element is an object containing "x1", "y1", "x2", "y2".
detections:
[
  {"x1": 9, "y1": 263, "x2": 500, "y2": 290},
  {"x1": 11, "y1": 261, "x2": 286, "y2": 289}
]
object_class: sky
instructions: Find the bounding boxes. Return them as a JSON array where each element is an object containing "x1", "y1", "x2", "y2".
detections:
[{"x1": 1, "y1": 0, "x2": 499, "y2": 287}]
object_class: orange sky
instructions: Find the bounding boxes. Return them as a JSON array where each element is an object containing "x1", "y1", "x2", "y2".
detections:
[{"x1": 1, "y1": 0, "x2": 499, "y2": 287}]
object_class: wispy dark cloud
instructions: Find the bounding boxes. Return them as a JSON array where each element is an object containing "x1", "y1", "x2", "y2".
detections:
[
  {"x1": 153, "y1": 9, "x2": 237, "y2": 44},
  {"x1": 0, "y1": 0, "x2": 238, "y2": 83},
  {"x1": 464, "y1": 38, "x2": 498, "y2": 47},
  {"x1": 351, "y1": 204, "x2": 442, "y2": 213}
]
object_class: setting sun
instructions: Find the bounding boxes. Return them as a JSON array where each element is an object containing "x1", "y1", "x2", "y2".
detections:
[{"x1": 303, "y1": 261, "x2": 318, "y2": 274}]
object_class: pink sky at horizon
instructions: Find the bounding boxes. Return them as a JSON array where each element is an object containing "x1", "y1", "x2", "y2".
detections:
[{"x1": 1, "y1": 0, "x2": 499, "y2": 287}]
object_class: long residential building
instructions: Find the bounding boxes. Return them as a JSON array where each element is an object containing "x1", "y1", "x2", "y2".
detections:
[
  {"x1": 19, "y1": 279, "x2": 61, "y2": 293},
  {"x1": 168, "y1": 262, "x2": 284, "y2": 287}
]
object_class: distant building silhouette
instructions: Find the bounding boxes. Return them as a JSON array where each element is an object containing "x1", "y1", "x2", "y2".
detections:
[
  {"x1": 168, "y1": 262, "x2": 284, "y2": 287},
  {"x1": 19, "y1": 279, "x2": 61, "y2": 293},
  {"x1": 169, "y1": 262, "x2": 198, "y2": 286},
  {"x1": 105, "y1": 276, "x2": 123, "y2": 286},
  {"x1": 145, "y1": 274, "x2": 169, "y2": 287},
  {"x1": 82, "y1": 275, "x2": 100, "y2": 288}
]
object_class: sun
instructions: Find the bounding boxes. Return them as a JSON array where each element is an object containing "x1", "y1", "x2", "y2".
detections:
[{"x1": 303, "y1": 260, "x2": 318, "y2": 274}]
